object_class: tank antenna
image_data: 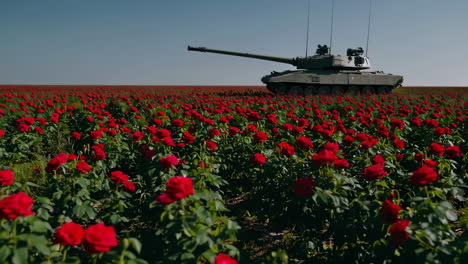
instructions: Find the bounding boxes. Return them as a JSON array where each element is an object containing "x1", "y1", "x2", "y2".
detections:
[
  {"x1": 329, "y1": 0, "x2": 335, "y2": 54},
  {"x1": 305, "y1": 0, "x2": 311, "y2": 57},
  {"x1": 365, "y1": 0, "x2": 373, "y2": 56}
]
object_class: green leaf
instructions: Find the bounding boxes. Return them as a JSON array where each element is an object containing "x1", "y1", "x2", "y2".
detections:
[
  {"x1": 0, "y1": 245, "x2": 11, "y2": 262},
  {"x1": 129, "y1": 238, "x2": 142, "y2": 254},
  {"x1": 446, "y1": 210, "x2": 458, "y2": 221},
  {"x1": 33, "y1": 237, "x2": 51, "y2": 256},
  {"x1": 12, "y1": 247, "x2": 28, "y2": 264},
  {"x1": 110, "y1": 214, "x2": 121, "y2": 224},
  {"x1": 72, "y1": 204, "x2": 88, "y2": 218},
  {"x1": 30, "y1": 220, "x2": 52, "y2": 233},
  {"x1": 85, "y1": 206, "x2": 96, "y2": 219},
  {"x1": 180, "y1": 252, "x2": 195, "y2": 260}
]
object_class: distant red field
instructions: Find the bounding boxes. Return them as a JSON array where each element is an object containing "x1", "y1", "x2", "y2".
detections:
[
  {"x1": 0, "y1": 84, "x2": 467, "y2": 94},
  {"x1": 0, "y1": 85, "x2": 268, "y2": 94}
]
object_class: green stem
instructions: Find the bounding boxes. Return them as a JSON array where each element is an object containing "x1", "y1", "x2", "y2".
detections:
[
  {"x1": 11, "y1": 219, "x2": 18, "y2": 247},
  {"x1": 424, "y1": 186, "x2": 431, "y2": 199},
  {"x1": 62, "y1": 246, "x2": 69, "y2": 262},
  {"x1": 414, "y1": 233, "x2": 437, "y2": 251},
  {"x1": 119, "y1": 250, "x2": 126, "y2": 264}
]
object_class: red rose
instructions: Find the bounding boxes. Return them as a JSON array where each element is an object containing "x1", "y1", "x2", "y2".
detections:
[
  {"x1": 429, "y1": 143, "x2": 444, "y2": 156},
  {"x1": 68, "y1": 154, "x2": 77, "y2": 161},
  {"x1": 153, "y1": 118, "x2": 163, "y2": 126},
  {"x1": 253, "y1": 131, "x2": 269, "y2": 143},
  {"x1": 206, "y1": 140, "x2": 218, "y2": 150},
  {"x1": 362, "y1": 164, "x2": 388, "y2": 181},
  {"x1": 323, "y1": 142, "x2": 339, "y2": 152},
  {"x1": 359, "y1": 140, "x2": 375, "y2": 150},
  {"x1": 293, "y1": 126, "x2": 304, "y2": 134},
  {"x1": 45, "y1": 152, "x2": 68, "y2": 172},
  {"x1": 156, "y1": 129, "x2": 171, "y2": 139},
  {"x1": 215, "y1": 253, "x2": 238, "y2": 264},
  {"x1": 410, "y1": 166, "x2": 438, "y2": 185},
  {"x1": 123, "y1": 181, "x2": 136, "y2": 192},
  {"x1": 92, "y1": 144, "x2": 106, "y2": 160},
  {"x1": 395, "y1": 154, "x2": 404, "y2": 160},
  {"x1": 298, "y1": 118, "x2": 309, "y2": 127},
  {"x1": 293, "y1": 177, "x2": 315, "y2": 196},
  {"x1": 228, "y1": 127, "x2": 240, "y2": 136},
  {"x1": 390, "y1": 118, "x2": 405, "y2": 130},
  {"x1": 35, "y1": 127, "x2": 44, "y2": 134},
  {"x1": 182, "y1": 131, "x2": 195, "y2": 143},
  {"x1": 54, "y1": 222, "x2": 85, "y2": 246},
  {"x1": 295, "y1": 136, "x2": 314, "y2": 151},
  {"x1": 423, "y1": 159, "x2": 437, "y2": 168},
  {"x1": 110, "y1": 171, "x2": 129, "y2": 184},
  {"x1": 389, "y1": 220, "x2": 410, "y2": 246},
  {"x1": 371, "y1": 154, "x2": 385, "y2": 165},
  {"x1": 311, "y1": 149, "x2": 338, "y2": 165},
  {"x1": 333, "y1": 159, "x2": 349, "y2": 168},
  {"x1": 414, "y1": 153, "x2": 425, "y2": 162},
  {"x1": 161, "y1": 136, "x2": 176, "y2": 147},
  {"x1": 0, "y1": 170, "x2": 14, "y2": 186},
  {"x1": 252, "y1": 153, "x2": 267, "y2": 165},
  {"x1": 282, "y1": 123, "x2": 293, "y2": 131},
  {"x1": 171, "y1": 119, "x2": 184, "y2": 127},
  {"x1": 343, "y1": 135, "x2": 354, "y2": 146},
  {"x1": 433, "y1": 127, "x2": 445, "y2": 137},
  {"x1": 156, "y1": 193, "x2": 174, "y2": 205},
  {"x1": 140, "y1": 145, "x2": 156, "y2": 160},
  {"x1": 76, "y1": 161, "x2": 92, "y2": 173},
  {"x1": 83, "y1": 223, "x2": 118, "y2": 254},
  {"x1": 356, "y1": 132, "x2": 369, "y2": 142},
  {"x1": 278, "y1": 142, "x2": 295, "y2": 157},
  {"x1": 208, "y1": 128, "x2": 221, "y2": 138},
  {"x1": 131, "y1": 132, "x2": 144, "y2": 142},
  {"x1": 89, "y1": 130, "x2": 103, "y2": 139},
  {"x1": 0, "y1": 192, "x2": 35, "y2": 220},
  {"x1": 0, "y1": 129, "x2": 4, "y2": 137},
  {"x1": 145, "y1": 126, "x2": 157, "y2": 134},
  {"x1": 445, "y1": 146, "x2": 463, "y2": 158},
  {"x1": 247, "y1": 123, "x2": 257, "y2": 132},
  {"x1": 17, "y1": 123, "x2": 30, "y2": 132},
  {"x1": 157, "y1": 177, "x2": 194, "y2": 204},
  {"x1": 159, "y1": 155, "x2": 179, "y2": 169},
  {"x1": 393, "y1": 139, "x2": 405, "y2": 149},
  {"x1": 380, "y1": 200, "x2": 402, "y2": 223}
]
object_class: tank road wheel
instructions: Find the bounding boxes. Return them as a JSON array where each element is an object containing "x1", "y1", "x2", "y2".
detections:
[
  {"x1": 266, "y1": 84, "x2": 275, "y2": 94},
  {"x1": 289, "y1": 85, "x2": 304, "y2": 96},
  {"x1": 318, "y1": 85, "x2": 331, "y2": 95},
  {"x1": 304, "y1": 85, "x2": 318, "y2": 96},
  {"x1": 331, "y1": 85, "x2": 345, "y2": 95},
  {"x1": 346, "y1": 85, "x2": 359, "y2": 96},
  {"x1": 375, "y1": 86, "x2": 386, "y2": 94},
  {"x1": 361, "y1": 86, "x2": 375, "y2": 95},
  {"x1": 273, "y1": 83, "x2": 288, "y2": 95},
  {"x1": 385, "y1": 86, "x2": 394, "y2": 94}
]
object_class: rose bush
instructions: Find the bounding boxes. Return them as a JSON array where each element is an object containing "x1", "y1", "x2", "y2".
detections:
[{"x1": 0, "y1": 87, "x2": 466, "y2": 263}]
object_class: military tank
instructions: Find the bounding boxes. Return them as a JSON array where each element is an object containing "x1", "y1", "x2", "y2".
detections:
[{"x1": 188, "y1": 45, "x2": 403, "y2": 95}]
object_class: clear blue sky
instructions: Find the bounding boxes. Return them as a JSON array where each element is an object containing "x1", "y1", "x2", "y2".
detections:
[{"x1": 2, "y1": 0, "x2": 467, "y2": 86}]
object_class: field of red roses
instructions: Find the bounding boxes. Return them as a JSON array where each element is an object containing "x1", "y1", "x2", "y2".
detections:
[{"x1": 0, "y1": 86, "x2": 466, "y2": 263}]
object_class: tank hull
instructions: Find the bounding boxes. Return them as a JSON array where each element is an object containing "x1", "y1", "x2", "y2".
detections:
[{"x1": 262, "y1": 70, "x2": 403, "y2": 95}]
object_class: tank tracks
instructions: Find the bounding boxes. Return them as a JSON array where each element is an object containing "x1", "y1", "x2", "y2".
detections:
[{"x1": 266, "y1": 83, "x2": 395, "y2": 95}]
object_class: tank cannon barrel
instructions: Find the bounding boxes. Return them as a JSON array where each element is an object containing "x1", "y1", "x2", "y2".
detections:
[{"x1": 188, "y1": 46, "x2": 296, "y2": 65}]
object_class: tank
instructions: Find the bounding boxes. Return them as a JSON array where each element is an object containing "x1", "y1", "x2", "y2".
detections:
[{"x1": 187, "y1": 45, "x2": 403, "y2": 95}]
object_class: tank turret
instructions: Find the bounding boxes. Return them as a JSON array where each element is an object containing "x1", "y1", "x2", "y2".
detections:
[
  {"x1": 188, "y1": 45, "x2": 403, "y2": 95},
  {"x1": 188, "y1": 45, "x2": 371, "y2": 71}
]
